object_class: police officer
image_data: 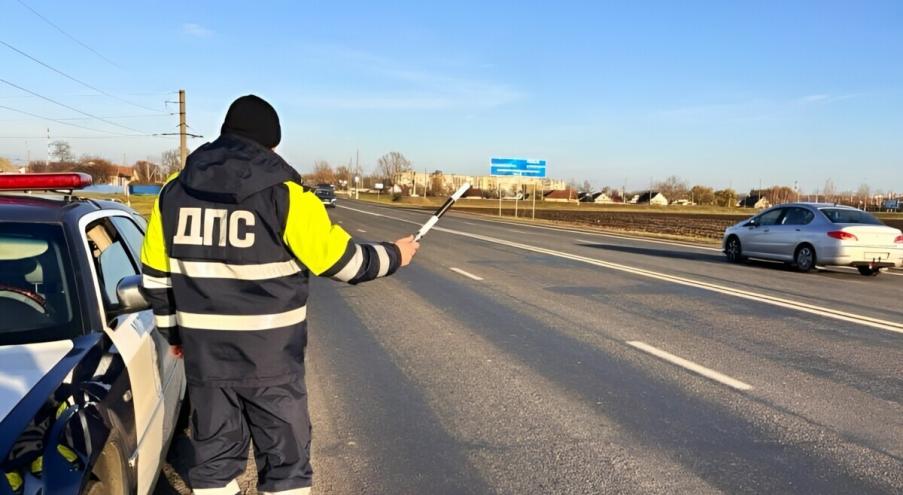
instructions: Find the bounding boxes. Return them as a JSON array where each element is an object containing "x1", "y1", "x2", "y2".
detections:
[{"x1": 140, "y1": 95, "x2": 419, "y2": 494}]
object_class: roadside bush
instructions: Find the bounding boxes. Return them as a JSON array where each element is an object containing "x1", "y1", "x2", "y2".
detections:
[{"x1": 391, "y1": 192, "x2": 403, "y2": 202}]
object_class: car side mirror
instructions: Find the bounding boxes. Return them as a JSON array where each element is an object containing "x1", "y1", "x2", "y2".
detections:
[
  {"x1": 116, "y1": 274, "x2": 150, "y2": 313},
  {"x1": 745, "y1": 219, "x2": 758, "y2": 228}
]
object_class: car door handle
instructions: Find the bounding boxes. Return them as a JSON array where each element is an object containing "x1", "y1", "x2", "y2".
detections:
[
  {"x1": 763, "y1": 229, "x2": 769, "y2": 233},
  {"x1": 795, "y1": 228, "x2": 801, "y2": 231}
]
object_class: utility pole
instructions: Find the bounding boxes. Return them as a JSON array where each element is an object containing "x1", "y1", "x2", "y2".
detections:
[{"x1": 179, "y1": 89, "x2": 187, "y2": 169}]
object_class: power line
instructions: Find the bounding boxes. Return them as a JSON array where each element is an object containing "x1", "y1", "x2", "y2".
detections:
[
  {"x1": 0, "y1": 39, "x2": 163, "y2": 113},
  {"x1": 0, "y1": 113, "x2": 171, "y2": 122},
  {"x1": 0, "y1": 104, "x2": 134, "y2": 135},
  {"x1": 15, "y1": 0, "x2": 122, "y2": 69},
  {"x1": 0, "y1": 135, "x2": 166, "y2": 139},
  {"x1": 0, "y1": 77, "x2": 148, "y2": 134}
]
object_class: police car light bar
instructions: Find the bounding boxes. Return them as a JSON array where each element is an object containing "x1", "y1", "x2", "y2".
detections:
[{"x1": 0, "y1": 172, "x2": 93, "y2": 191}]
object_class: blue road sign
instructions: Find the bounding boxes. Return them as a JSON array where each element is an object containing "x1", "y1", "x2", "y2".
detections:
[{"x1": 490, "y1": 158, "x2": 547, "y2": 178}]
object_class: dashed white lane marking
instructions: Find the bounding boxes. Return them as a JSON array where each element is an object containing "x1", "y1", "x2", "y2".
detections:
[
  {"x1": 338, "y1": 204, "x2": 903, "y2": 335},
  {"x1": 508, "y1": 229, "x2": 528, "y2": 234},
  {"x1": 357, "y1": 229, "x2": 368, "y2": 233},
  {"x1": 626, "y1": 341, "x2": 753, "y2": 391},
  {"x1": 449, "y1": 267, "x2": 484, "y2": 281}
]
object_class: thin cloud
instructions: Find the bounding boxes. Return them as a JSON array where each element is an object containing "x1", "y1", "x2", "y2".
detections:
[
  {"x1": 656, "y1": 93, "x2": 864, "y2": 123},
  {"x1": 291, "y1": 43, "x2": 524, "y2": 110},
  {"x1": 183, "y1": 23, "x2": 214, "y2": 38}
]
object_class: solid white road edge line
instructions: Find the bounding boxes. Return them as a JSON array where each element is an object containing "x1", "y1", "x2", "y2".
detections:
[
  {"x1": 340, "y1": 202, "x2": 723, "y2": 252},
  {"x1": 449, "y1": 267, "x2": 485, "y2": 281},
  {"x1": 357, "y1": 229, "x2": 367, "y2": 233},
  {"x1": 626, "y1": 341, "x2": 753, "y2": 391},
  {"x1": 339, "y1": 204, "x2": 903, "y2": 335}
]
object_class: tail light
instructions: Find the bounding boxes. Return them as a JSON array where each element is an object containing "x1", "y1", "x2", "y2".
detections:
[
  {"x1": 827, "y1": 231, "x2": 858, "y2": 241},
  {"x1": 895, "y1": 235, "x2": 903, "y2": 244}
]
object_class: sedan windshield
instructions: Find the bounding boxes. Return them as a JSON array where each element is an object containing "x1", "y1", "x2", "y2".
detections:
[
  {"x1": 819, "y1": 208, "x2": 884, "y2": 225},
  {"x1": 0, "y1": 223, "x2": 83, "y2": 345}
]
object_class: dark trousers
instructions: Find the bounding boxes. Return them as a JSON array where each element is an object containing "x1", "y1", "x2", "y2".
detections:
[{"x1": 187, "y1": 379, "x2": 313, "y2": 494}]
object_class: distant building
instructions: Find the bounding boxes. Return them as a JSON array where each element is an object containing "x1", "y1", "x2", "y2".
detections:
[
  {"x1": 395, "y1": 170, "x2": 566, "y2": 196},
  {"x1": 592, "y1": 192, "x2": 616, "y2": 204},
  {"x1": 631, "y1": 191, "x2": 669, "y2": 206},
  {"x1": 109, "y1": 166, "x2": 137, "y2": 188}
]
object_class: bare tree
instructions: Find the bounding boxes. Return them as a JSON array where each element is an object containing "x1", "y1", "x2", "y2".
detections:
[
  {"x1": 133, "y1": 160, "x2": 162, "y2": 183},
  {"x1": 430, "y1": 170, "x2": 448, "y2": 195},
  {"x1": 334, "y1": 164, "x2": 352, "y2": 187},
  {"x1": 307, "y1": 161, "x2": 336, "y2": 185},
  {"x1": 714, "y1": 188, "x2": 738, "y2": 207},
  {"x1": 579, "y1": 179, "x2": 593, "y2": 193},
  {"x1": 856, "y1": 183, "x2": 871, "y2": 207},
  {"x1": 689, "y1": 185, "x2": 715, "y2": 205},
  {"x1": 376, "y1": 151, "x2": 411, "y2": 185},
  {"x1": 27, "y1": 160, "x2": 49, "y2": 173},
  {"x1": 73, "y1": 156, "x2": 116, "y2": 184},
  {"x1": 161, "y1": 149, "x2": 181, "y2": 176},
  {"x1": 49, "y1": 140, "x2": 74, "y2": 163},
  {"x1": 823, "y1": 178, "x2": 836, "y2": 203},
  {"x1": 655, "y1": 175, "x2": 689, "y2": 201}
]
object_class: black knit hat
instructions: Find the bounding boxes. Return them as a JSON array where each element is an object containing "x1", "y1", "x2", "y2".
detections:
[{"x1": 220, "y1": 95, "x2": 281, "y2": 148}]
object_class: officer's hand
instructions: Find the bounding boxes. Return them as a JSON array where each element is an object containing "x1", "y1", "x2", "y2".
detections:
[
  {"x1": 170, "y1": 345, "x2": 184, "y2": 359},
  {"x1": 394, "y1": 235, "x2": 420, "y2": 267}
]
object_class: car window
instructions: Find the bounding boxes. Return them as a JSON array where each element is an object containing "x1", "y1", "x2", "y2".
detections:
[
  {"x1": 0, "y1": 223, "x2": 82, "y2": 345},
  {"x1": 86, "y1": 218, "x2": 139, "y2": 311},
  {"x1": 781, "y1": 207, "x2": 815, "y2": 225},
  {"x1": 111, "y1": 216, "x2": 146, "y2": 261},
  {"x1": 757, "y1": 208, "x2": 784, "y2": 226},
  {"x1": 819, "y1": 208, "x2": 884, "y2": 225}
]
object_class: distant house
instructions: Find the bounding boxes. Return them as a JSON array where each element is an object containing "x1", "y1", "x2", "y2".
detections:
[
  {"x1": 631, "y1": 191, "x2": 669, "y2": 206},
  {"x1": 739, "y1": 194, "x2": 771, "y2": 209},
  {"x1": 109, "y1": 166, "x2": 137, "y2": 188},
  {"x1": 544, "y1": 189, "x2": 579, "y2": 202},
  {"x1": 592, "y1": 192, "x2": 617, "y2": 204},
  {"x1": 671, "y1": 199, "x2": 695, "y2": 206}
]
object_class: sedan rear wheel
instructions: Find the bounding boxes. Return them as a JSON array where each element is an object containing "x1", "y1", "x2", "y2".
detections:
[
  {"x1": 857, "y1": 266, "x2": 881, "y2": 276},
  {"x1": 794, "y1": 244, "x2": 816, "y2": 273},
  {"x1": 725, "y1": 236, "x2": 744, "y2": 263}
]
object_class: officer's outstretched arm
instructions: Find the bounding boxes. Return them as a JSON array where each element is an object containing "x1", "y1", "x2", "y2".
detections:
[
  {"x1": 140, "y1": 192, "x2": 181, "y2": 345},
  {"x1": 282, "y1": 181, "x2": 401, "y2": 284}
]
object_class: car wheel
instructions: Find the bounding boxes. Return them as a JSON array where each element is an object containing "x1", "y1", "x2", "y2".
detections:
[
  {"x1": 83, "y1": 427, "x2": 129, "y2": 495},
  {"x1": 794, "y1": 244, "x2": 816, "y2": 272},
  {"x1": 725, "y1": 236, "x2": 744, "y2": 263},
  {"x1": 857, "y1": 266, "x2": 881, "y2": 276}
]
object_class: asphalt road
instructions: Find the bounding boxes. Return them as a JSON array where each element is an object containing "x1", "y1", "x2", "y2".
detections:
[{"x1": 159, "y1": 199, "x2": 903, "y2": 494}]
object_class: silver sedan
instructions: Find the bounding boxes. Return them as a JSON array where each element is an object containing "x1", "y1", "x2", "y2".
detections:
[{"x1": 723, "y1": 203, "x2": 903, "y2": 276}]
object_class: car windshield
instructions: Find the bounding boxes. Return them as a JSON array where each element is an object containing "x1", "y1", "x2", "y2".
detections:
[
  {"x1": 819, "y1": 208, "x2": 884, "y2": 225},
  {"x1": 0, "y1": 223, "x2": 83, "y2": 345},
  {"x1": 316, "y1": 188, "x2": 335, "y2": 198}
]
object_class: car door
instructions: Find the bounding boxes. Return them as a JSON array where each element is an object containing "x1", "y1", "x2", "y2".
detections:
[
  {"x1": 110, "y1": 215, "x2": 185, "y2": 457},
  {"x1": 771, "y1": 207, "x2": 815, "y2": 260},
  {"x1": 78, "y1": 211, "x2": 167, "y2": 495},
  {"x1": 744, "y1": 207, "x2": 786, "y2": 257}
]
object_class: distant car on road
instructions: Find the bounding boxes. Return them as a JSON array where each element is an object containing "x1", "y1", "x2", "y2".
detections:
[
  {"x1": 723, "y1": 203, "x2": 903, "y2": 276},
  {"x1": 0, "y1": 173, "x2": 186, "y2": 494},
  {"x1": 314, "y1": 183, "x2": 337, "y2": 208}
]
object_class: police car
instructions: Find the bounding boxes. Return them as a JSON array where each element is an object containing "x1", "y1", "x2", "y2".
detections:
[{"x1": 0, "y1": 173, "x2": 186, "y2": 494}]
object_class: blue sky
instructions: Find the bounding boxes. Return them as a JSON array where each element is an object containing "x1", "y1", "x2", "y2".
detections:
[{"x1": 1, "y1": 0, "x2": 901, "y2": 193}]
